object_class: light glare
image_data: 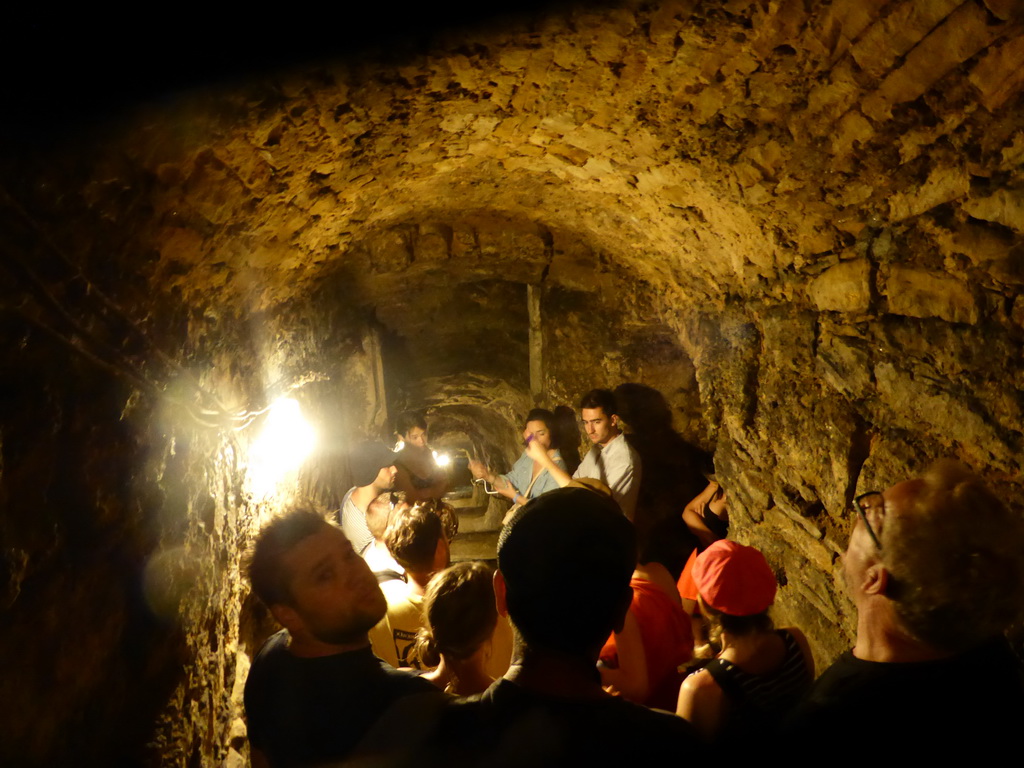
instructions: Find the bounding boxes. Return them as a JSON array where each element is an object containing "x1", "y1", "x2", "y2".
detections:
[{"x1": 249, "y1": 398, "x2": 317, "y2": 498}]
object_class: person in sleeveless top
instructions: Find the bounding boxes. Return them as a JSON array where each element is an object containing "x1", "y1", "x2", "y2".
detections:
[{"x1": 675, "y1": 540, "x2": 813, "y2": 750}]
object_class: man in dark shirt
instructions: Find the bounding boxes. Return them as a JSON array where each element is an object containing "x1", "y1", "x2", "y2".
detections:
[
  {"x1": 243, "y1": 506, "x2": 435, "y2": 768},
  {"x1": 401, "y1": 486, "x2": 702, "y2": 766},
  {"x1": 788, "y1": 460, "x2": 1024, "y2": 757}
]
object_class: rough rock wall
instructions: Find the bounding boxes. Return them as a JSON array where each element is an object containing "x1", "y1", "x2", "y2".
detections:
[
  {"x1": 83, "y1": 0, "x2": 1016, "y2": 665},
  {"x1": 2, "y1": 0, "x2": 1024, "y2": 763},
  {"x1": 541, "y1": 282, "x2": 705, "y2": 441},
  {"x1": 0, "y1": 269, "x2": 389, "y2": 766},
  {"x1": 0, "y1": 281, "x2": 251, "y2": 766}
]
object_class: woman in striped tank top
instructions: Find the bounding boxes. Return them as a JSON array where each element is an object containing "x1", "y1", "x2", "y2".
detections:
[{"x1": 675, "y1": 540, "x2": 814, "y2": 749}]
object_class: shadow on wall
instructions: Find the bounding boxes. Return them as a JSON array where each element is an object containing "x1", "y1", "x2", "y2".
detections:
[
  {"x1": 615, "y1": 383, "x2": 712, "y2": 543},
  {"x1": 552, "y1": 405, "x2": 582, "y2": 476},
  {"x1": 0, "y1": 319, "x2": 227, "y2": 766}
]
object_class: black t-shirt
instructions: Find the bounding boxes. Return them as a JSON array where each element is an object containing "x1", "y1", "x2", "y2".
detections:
[
  {"x1": 243, "y1": 630, "x2": 436, "y2": 767},
  {"x1": 412, "y1": 678, "x2": 704, "y2": 767},
  {"x1": 786, "y1": 637, "x2": 1024, "y2": 758},
  {"x1": 701, "y1": 503, "x2": 728, "y2": 541}
]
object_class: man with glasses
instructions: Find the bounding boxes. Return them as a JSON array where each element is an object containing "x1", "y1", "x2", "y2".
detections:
[{"x1": 787, "y1": 460, "x2": 1024, "y2": 756}]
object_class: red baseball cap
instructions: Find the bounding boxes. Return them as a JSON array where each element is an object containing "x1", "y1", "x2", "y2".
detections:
[{"x1": 692, "y1": 540, "x2": 776, "y2": 616}]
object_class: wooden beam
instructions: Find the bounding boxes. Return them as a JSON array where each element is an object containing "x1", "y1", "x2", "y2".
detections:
[{"x1": 527, "y1": 284, "x2": 543, "y2": 406}]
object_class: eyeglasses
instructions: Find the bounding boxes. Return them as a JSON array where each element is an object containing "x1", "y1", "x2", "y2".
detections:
[{"x1": 852, "y1": 491, "x2": 885, "y2": 550}]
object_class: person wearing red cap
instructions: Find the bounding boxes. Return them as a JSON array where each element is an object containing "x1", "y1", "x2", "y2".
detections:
[{"x1": 675, "y1": 540, "x2": 813, "y2": 748}]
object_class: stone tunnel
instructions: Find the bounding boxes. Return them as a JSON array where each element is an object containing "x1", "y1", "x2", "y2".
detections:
[{"x1": 2, "y1": 1, "x2": 1023, "y2": 764}]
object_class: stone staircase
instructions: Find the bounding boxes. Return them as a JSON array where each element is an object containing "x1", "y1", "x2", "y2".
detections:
[{"x1": 445, "y1": 479, "x2": 507, "y2": 565}]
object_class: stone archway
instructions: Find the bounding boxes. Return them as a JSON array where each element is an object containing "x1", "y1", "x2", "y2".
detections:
[{"x1": 2, "y1": 2, "x2": 1022, "y2": 764}]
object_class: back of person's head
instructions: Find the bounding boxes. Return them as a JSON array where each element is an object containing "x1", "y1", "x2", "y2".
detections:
[
  {"x1": 885, "y1": 459, "x2": 1024, "y2": 652},
  {"x1": 385, "y1": 502, "x2": 445, "y2": 573},
  {"x1": 692, "y1": 540, "x2": 777, "y2": 644},
  {"x1": 579, "y1": 388, "x2": 618, "y2": 416},
  {"x1": 395, "y1": 410, "x2": 427, "y2": 438},
  {"x1": 415, "y1": 561, "x2": 498, "y2": 667},
  {"x1": 246, "y1": 505, "x2": 330, "y2": 607},
  {"x1": 367, "y1": 491, "x2": 406, "y2": 541},
  {"x1": 497, "y1": 487, "x2": 636, "y2": 655},
  {"x1": 412, "y1": 497, "x2": 459, "y2": 542}
]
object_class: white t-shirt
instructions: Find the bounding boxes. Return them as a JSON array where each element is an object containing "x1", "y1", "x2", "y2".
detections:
[{"x1": 573, "y1": 432, "x2": 642, "y2": 520}]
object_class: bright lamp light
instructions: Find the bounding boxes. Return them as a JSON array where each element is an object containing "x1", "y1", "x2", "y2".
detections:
[{"x1": 249, "y1": 398, "x2": 317, "y2": 497}]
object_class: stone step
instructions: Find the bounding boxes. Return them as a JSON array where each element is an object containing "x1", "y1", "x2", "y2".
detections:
[{"x1": 450, "y1": 530, "x2": 500, "y2": 564}]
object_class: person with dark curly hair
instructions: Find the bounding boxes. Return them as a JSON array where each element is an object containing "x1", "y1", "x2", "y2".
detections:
[
  {"x1": 243, "y1": 506, "x2": 435, "y2": 768},
  {"x1": 393, "y1": 411, "x2": 449, "y2": 502},
  {"x1": 369, "y1": 501, "x2": 451, "y2": 669}
]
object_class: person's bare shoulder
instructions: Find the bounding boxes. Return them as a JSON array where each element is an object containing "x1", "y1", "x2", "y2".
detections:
[
  {"x1": 681, "y1": 668, "x2": 719, "y2": 695},
  {"x1": 678, "y1": 667, "x2": 725, "y2": 715}
]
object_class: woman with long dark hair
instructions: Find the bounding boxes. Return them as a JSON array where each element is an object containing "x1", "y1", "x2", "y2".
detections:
[{"x1": 469, "y1": 408, "x2": 566, "y2": 508}]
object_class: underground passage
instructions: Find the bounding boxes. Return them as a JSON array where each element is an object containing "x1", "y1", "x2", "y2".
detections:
[{"x1": 2, "y1": 1, "x2": 1024, "y2": 765}]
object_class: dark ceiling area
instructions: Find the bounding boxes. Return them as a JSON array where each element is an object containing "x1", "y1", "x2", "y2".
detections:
[{"x1": 2, "y1": 2, "x2": 607, "y2": 136}]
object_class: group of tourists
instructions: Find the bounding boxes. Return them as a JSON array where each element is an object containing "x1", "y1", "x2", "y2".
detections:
[
  {"x1": 242, "y1": 388, "x2": 1024, "y2": 767},
  {"x1": 468, "y1": 389, "x2": 640, "y2": 520}
]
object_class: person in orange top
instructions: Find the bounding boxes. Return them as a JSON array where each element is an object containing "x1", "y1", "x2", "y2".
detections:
[
  {"x1": 599, "y1": 516, "x2": 695, "y2": 709},
  {"x1": 677, "y1": 479, "x2": 728, "y2": 645}
]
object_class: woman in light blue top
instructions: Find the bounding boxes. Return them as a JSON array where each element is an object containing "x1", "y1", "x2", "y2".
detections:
[{"x1": 469, "y1": 408, "x2": 567, "y2": 506}]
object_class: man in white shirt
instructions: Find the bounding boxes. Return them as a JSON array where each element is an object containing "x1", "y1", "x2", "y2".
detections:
[{"x1": 528, "y1": 389, "x2": 642, "y2": 520}]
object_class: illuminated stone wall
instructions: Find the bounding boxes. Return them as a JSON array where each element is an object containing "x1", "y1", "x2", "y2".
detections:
[{"x1": 2, "y1": 1, "x2": 1023, "y2": 764}]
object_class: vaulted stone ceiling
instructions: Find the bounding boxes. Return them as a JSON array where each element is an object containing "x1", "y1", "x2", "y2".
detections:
[{"x1": 2, "y1": 1, "x2": 1023, "y2": 765}]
